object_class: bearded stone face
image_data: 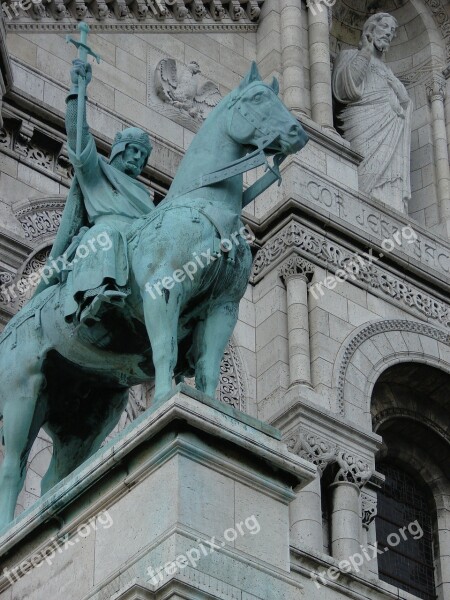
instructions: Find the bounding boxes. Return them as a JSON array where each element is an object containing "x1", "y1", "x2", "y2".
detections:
[{"x1": 372, "y1": 16, "x2": 397, "y2": 52}]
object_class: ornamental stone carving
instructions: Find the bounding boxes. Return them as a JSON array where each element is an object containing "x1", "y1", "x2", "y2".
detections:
[
  {"x1": 13, "y1": 199, "x2": 65, "y2": 242},
  {"x1": 278, "y1": 255, "x2": 315, "y2": 284},
  {"x1": 332, "y1": 13, "x2": 412, "y2": 213},
  {"x1": 286, "y1": 430, "x2": 337, "y2": 474},
  {"x1": 361, "y1": 492, "x2": 377, "y2": 529},
  {"x1": 252, "y1": 221, "x2": 450, "y2": 329},
  {"x1": 3, "y1": 0, "x2": 263, "y2": 31},
  {"x1": 335, "y1": 451, "x2": 372, "y2": 488},
  {"x1": 426, "y1": 74, "x2": 447, "y2": 100}
]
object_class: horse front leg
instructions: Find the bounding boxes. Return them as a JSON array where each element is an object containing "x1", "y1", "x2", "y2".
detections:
[
  {"x1": 142, "y1": 288, "x2": 182, "y2": 405},
  {"x1": 194, "y1": 301, "x2": 239, "y2": 398},
  {"x1": 0, "y1": 368, "x2": 46, "y2": 531}
]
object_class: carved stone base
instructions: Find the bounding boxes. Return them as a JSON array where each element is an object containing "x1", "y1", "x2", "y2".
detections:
[{"x1": 0, "y1": 386, "x2": 315, "y2": 599}]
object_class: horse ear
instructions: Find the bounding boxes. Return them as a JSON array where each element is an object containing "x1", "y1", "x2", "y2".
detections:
[
  {"x1": 271, "y1": 76, "x2": 280, "y2": 95},
  {"x1": 239, "y1": 61, "x2": 261, "y2": 89}
]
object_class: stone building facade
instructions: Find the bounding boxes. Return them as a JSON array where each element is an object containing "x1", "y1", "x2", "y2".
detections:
[{"x1": 0, "y1": 1, "x2": 449, "y2": 600}]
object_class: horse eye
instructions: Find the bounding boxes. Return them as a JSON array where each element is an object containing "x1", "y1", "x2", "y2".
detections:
[{"x1": 253, "y1": 92, "x2": 263, "y2": 102}]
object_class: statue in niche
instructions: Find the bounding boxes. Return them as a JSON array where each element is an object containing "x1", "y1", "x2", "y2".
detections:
[
  {"x1": 332, "y1": 13, "x2": 412, "y2": 213},
  {"x1": 155, "y1": 58, "x2": 221, "y2": 120}
]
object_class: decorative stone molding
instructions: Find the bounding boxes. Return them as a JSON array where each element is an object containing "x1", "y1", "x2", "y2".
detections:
[
  {"x1": 252, "y1": 221, "x2": 450, "y2": 329},
  {"x1": 217, "y1": 342, "x2": 246, "y2": 411},
  {"x1": 361, "y1": 492, "x2": 377, "y2": 530},
  {"x1": 3, "y1": 0, "x2": 263, "y2": 31},
  {"x1": 278, "y1": 255, "x2": 315, "y2": 284},
  {"x1": 13, "y1": 197, "x2": 65, "y2": 242},
  {"x1": 426, "y1": 73, "x2": 447, "y2": 100},
  {"x1": 286, "y1": 430, "x2": 337, "y2": 475},
  {"x1": 336, "y1": 319, "x2": 450, "y2": 416},
  {"x1": 0, "y1": 118, "x2": 70, "y2": 182},
  {"x1": 335, "y1": 451, "x2": 372, "y2": 488}
]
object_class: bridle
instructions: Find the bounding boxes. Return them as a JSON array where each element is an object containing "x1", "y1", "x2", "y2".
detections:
[{"x1": 169, "y1": 84, "x2": 288, "y2": 207}]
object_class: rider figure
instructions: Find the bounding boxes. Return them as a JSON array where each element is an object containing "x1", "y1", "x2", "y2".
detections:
[{"x1": 35, "y1": 58, "x2": 155, "y2": 325}]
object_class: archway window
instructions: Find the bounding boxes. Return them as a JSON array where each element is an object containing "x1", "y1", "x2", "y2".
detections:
[{"x1": 376, "y1": 461, "x2": 436, "y2": 600}]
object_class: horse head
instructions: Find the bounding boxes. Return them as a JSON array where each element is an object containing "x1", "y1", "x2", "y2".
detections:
[{"x1": 226, "y1": 62, "x2": 309, "y2": 156}]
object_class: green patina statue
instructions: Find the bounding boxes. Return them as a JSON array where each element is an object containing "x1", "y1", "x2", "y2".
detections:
[{"x1": 0, "y1": 24, "x2": 308, "y2": 530}]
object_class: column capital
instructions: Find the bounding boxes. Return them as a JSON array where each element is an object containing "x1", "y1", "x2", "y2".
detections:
[
  {"x1": 278, "y1": 255, "x2": 315, "y2": 285},
  {"x1": 286, "y1": 429, "x2": 337, "y2": 475},
  {"x1": 334, "y1": 451, "x2": 373, "y2": 488},
  {"x1": 426, "y1": 73, "x2": 447, "y2": 101}
]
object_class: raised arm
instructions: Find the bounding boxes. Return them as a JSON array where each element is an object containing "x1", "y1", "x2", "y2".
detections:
[
  {"x1": 332, "y1": 34, "x2": 373, "y2": 104},
  {"x1": 65, "y1": 59, "x2": 93, "y2": 154}
]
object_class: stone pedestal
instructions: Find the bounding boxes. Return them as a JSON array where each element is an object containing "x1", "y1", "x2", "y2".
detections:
[{"x1": 0, "y1": 385, "x2": 315, "y2": 600}]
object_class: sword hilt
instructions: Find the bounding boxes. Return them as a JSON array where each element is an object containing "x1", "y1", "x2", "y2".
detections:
[{"x1": 66, "y1": 23, "x2": 101, "y2": 65}]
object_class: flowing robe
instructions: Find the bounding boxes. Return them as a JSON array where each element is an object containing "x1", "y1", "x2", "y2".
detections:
[{"x1": 332, "y1": 49, "x2": 412, "y2": 212}]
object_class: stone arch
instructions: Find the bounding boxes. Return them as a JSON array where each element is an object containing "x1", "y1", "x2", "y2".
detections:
[
  {"x1": 333, "y1": 319, "x2": 450, "y2": 424},
  {"x1": 372, "y1": 384, "x2": 450, "y2": 600}
]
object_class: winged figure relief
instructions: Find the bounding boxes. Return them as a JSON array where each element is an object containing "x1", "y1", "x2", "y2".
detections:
[{"x1": 155, "y1": 58, "x2": 222, "y2": 120}]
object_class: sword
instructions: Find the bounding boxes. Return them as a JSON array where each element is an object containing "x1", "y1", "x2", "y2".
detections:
[{"x1": 66, "y1": 23, "x2": 101, "y2": 159}]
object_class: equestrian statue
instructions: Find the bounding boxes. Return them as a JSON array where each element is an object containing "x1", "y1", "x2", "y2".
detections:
[{"x1": 0, "y1": 23, "x2": 308, "y2": 531}]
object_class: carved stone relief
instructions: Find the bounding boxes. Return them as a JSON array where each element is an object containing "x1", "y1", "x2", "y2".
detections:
[
  {"x1": 149, "y1": 56, "x2": 221, "y2": 133},
  {"x1": 154, "y1": 58, "x2": 221, "y2": 123}
]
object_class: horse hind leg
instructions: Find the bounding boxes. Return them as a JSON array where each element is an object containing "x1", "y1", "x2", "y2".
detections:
[
  {"x1": 41, "y1": 387, "x2": 129, "y2": 494},
  {"x1": 142, "y1": 290, "x2": 182, "y2": 405},
  {"x1": 0, "y1": 367, "x2": 46, "y2": 531}
]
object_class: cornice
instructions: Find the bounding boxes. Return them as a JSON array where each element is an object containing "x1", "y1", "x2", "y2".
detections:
[
  {"x1": 251, "y1": 217, "x2": 450, "y2": 329},
  {"x1": 2, "y1": 0, "x2": 263, "y2": 32}
]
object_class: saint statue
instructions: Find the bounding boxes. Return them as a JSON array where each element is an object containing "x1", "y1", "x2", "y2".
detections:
[
  {"x1": 35, "y1": 58, "x2": 155, "y2": 325},
  {"x1": 332, "y1": 13, "x2": 412, "y2": 212}
]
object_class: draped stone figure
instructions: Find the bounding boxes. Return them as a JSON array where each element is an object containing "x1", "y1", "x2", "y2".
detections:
[{"x1": 332, "y1": 13, "x2": 412, "y2": 213}]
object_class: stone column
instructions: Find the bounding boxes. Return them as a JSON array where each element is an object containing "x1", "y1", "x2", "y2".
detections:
[
  {"x1": 308, "y1": 2, "x2": 334, "y2": 130},
  {"x1": 330, "y1": 452, "x2": 372, "y2": 563},
  {"x1": 287, "y1": 430, "x2": 337, "y2": 552},
  {"x1": 280, "y1": 0, "x2": 306, "y2": 116},
  {"x1": 426, "y1": 75, "x2": 450, "y2": 228},
  {"x1": 279, "y1": 256, "x2": 314, "y2": 387}
]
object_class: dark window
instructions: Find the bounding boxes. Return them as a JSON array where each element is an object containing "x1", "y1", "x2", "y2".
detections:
[{"x1": 376, "y1": 461, "x2": 436, "y2": 600}]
